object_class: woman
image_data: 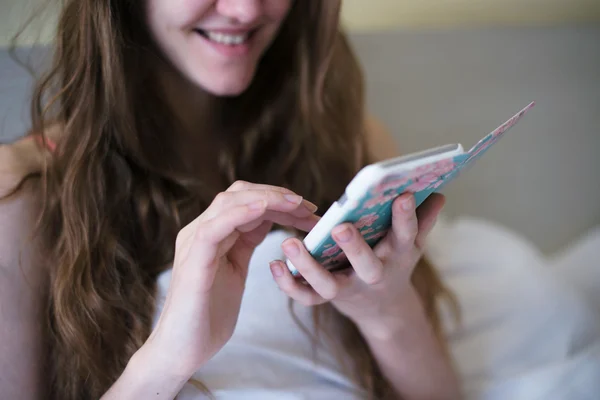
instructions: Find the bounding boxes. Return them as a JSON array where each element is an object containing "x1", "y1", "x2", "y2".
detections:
[{"x1": 0, "y1": 1, "x2": 461, "y2": 399}]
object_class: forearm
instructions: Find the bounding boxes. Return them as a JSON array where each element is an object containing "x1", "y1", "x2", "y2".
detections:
[
  {"x1": 357, "y1": 286, "x2": 461, "y2": 400},
  {"x1": 101, "y1": 342, "x2": 191, "y2": 400}
]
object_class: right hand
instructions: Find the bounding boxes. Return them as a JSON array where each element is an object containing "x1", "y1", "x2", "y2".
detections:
[{"x1": 144, "y1": 181, "x2": 319, "y2": 377}]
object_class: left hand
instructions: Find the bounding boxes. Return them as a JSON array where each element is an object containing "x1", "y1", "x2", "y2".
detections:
[{"x1": 269, "y1": 193, "x2": 445, "y2": 335}]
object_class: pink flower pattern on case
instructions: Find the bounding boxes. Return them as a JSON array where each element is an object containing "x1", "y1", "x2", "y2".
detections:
[
  {"x1": 366, "y1": 158, "x2": 456, "y2": 205},
  {"x1": 322, "y1": 244, "x2": 342, "y2": 258},
  {"x1": 372, "y1": 175, "x2": 412, "y2": 195},
  {"x1": 405, "y1": 172, "x2": 444, "y2": 192},
  {"x1": 364, "y1": 231, "x2": 387, "y2": 242},
  {"x1": 409, "y1": 159, "x2": 456, "y2": 180},
  {"x1": 363, "y1": 192, "x2": 398, "y2": 210},
  {"x1": 354, "y1": 213, "x2": 380, "y2": 229}
]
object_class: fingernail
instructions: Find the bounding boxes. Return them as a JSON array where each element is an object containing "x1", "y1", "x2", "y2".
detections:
[
  {"x1": 333, "y1": 225, "x2": 352, "y2": 242},
  {"x1": 270, "y1": 262, "x2": 284, "y2": 278},
  {"x1": 283, "y1": 240, "x2": 300, "y2": 257},
  {"x1": 401, "y1": 196, "x2": 415, "y2": 211},
  {"x1": 284, "y1": 194, "x2": 303, "y2": 204},
  {"x1": 303, "y1": 200, "x2": 319, "y2": 213}
]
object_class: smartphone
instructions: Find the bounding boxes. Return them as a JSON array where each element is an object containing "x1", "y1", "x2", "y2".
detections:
[{"x1": 286, "y1": 101, "x2": 536, "y2": 275}]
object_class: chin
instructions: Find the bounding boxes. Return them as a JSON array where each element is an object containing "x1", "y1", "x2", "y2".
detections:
[{"x1": 194, "y1": 70, "x2": 256, "y2": 97}]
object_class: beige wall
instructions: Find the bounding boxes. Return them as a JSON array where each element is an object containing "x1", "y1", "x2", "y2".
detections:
[
  {"x1": 341, "y1": 0, "x2": 600, "y2": 30},
  {"x1": 2, "y1": 0, "x2": 600, "y2": 47},
  {"x1": 0, "y1": 0, "x2": 56, "y2": 47}
]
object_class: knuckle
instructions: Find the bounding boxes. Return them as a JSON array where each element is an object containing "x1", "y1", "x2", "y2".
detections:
[
  {"x1": 347, "y1": 243, "x2": 367, "y2": 259},
  {"x1": 363, "y1": 267, "x2": 384, "y2": 285},
  {"x1": 262, "y1": 189, "x2": 278, "y2": 202},
  {"x1": 175, "y1": 231, "x2": 187, "y2": 249},
  {"x1": 321, "y1": 284, "x2": 339, "y2": 301},
  {"x1": 213, "y1": 191, "x2": 232, "y2": 207},
  {"x1": 256, "y1": 188, "x2": 269, "y2": 198},
  {"x1": 279, "y1": 279, "x2": 296, "y2": 294},
  {"x1": 398, "y1": 222, "x2": 418, "y2": 245},
  {"x1": 193, "y1": 224, "x2": 211, "y2": 244},
  {"x1": 260, "y1": 189, "x2": 280, "y2": 206},
  {"x1": 175, "y1": 223, "x2": 197, "y2": 248},
  {"x1": 229, "y1": 180, "x2": 249, "y2": 191}
]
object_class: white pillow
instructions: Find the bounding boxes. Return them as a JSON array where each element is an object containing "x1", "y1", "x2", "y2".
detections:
[{"x1": 425, "y1": 216, "x2": 600, "y2": 399}]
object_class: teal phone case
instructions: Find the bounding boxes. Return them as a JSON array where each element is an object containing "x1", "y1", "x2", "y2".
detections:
[{"x1": 294, "y1": 102, "x2": 535, "y2": 274}]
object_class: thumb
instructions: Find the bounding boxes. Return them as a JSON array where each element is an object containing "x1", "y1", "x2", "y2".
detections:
[
  {"x1": 242, "y1": 220, "x2": 274, "y2": 247},
  {"x1": 229, "y1": 221, "x2": 274, "y2": 271}
]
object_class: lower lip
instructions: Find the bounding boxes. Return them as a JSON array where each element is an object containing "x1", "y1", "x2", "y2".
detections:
[{"x1": 195, "y1": 32, "x2": 253, "y2": 58}]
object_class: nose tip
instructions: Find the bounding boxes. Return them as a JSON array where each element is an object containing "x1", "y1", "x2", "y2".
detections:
[{"x1": 216, "y1": 0, "x2": 263, "y2": 25}]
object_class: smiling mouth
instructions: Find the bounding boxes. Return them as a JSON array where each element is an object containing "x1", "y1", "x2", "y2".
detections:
[{"x1": 193, "y1": 28, "x2": 257, "y2": 46}]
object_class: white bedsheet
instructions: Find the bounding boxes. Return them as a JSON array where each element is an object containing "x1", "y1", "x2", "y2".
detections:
[{"x1": 426, "y1": 217, "x2": 600, "y2": 400}]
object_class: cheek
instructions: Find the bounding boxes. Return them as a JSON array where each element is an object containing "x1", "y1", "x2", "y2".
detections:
[
  {"x1": 265, "y1": 0, "x2": 293, "y2": 24},
  {"x1": 145, "y1": 0, "x2": 213, "y2": 41},
  {"x1": 144, "y1": 0, "x2": 204, "y2": 71},
  {"x1": 145, "y1": 0, "x2": 178, "y2": 48}
]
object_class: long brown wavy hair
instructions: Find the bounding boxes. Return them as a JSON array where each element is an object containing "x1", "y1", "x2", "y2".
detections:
[{"x1": 11, "y1": 0, "x2": 456, "y2": 399}]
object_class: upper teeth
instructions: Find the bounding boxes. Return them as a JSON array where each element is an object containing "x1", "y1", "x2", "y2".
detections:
[{"x1": 205, "y1": 31, "x2": 248, "y2": 45}]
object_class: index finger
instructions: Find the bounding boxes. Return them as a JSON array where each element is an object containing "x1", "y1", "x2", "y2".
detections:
[
  {"x1": 227, "y1": 181, "x2": 318, "y2": 213},
  {"x1": 332, "y1": 223, "x2": 385, "y2": 285}
]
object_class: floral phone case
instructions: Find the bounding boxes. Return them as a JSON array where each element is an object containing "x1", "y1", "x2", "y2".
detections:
[{"x1": 287, "y1": 102, "x2": 536, "y2": 275}]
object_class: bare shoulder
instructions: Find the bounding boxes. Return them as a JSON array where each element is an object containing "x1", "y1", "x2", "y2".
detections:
[
  {"x1": 0, "y1": 179, "x2": 44, "y2": 270},
  {"x1": 0, "y1": 131, "x2": 48, "y2": 266},
  {"x1": 0, "y1": 122, "x2": 60, "y2": 208},
  {"x1": 365, "y1": 114, "x2": 400, "y2": 162},
  {"x1": 0, "y1": 122, "x2": 61, "y2": 198},
  {"x1": 0, "y1": 139, "x2": 47, "y2": 398}
]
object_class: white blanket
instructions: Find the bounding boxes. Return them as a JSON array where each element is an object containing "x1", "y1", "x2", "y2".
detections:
[
  {"x1": 426, "y1": 217, "x2": 600, "y2": 400},
  {"x1": 154, "y1": 217, "x2": 599, "y2": 399}
]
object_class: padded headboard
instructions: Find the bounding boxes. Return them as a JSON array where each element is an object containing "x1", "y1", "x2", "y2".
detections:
[{"x1": 349, "y1": 26, "x2": 600, "y2": 253}]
